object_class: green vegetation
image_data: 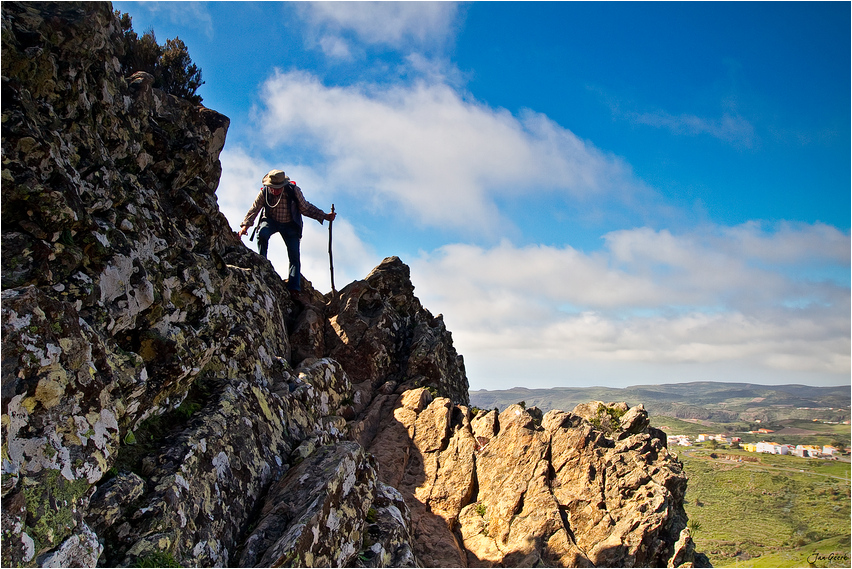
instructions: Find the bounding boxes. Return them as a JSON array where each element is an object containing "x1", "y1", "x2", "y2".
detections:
[
  {"x1": 589, "y1": 403, "x2": 627, "y2": 435},
  {"x1": 688, "y1": 519, "x2": 702, "y2": 535},
  {"x1": 366, "y1": 507, "x2": 378, "y2": 524},
  {"x1": 113, "y1": 377, "x2": 215, "y2": 477},
  {"x1": 175, "y1": 398, "x2": 202, "y2": 420},
  {"x1": 679, "y1": 449, "x2": 850, "y2": 567},
  {"x1": 650, "y1": 414, "x2": 851, "y2": 450},
  {"x1": 721, "y1": 535, "x2": 851, "y2": 568},
  {"x1": 115, "y1": 11, "x2": 204, "y2": 103},
  {"x1": 22, "y1": 469, "x2": 91, "y2": 554},
  {"x1": 132, "y1": 550, "x2": 180, "y2": 568}
]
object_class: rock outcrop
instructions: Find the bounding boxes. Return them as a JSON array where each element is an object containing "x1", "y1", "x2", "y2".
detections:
[{"x1": 1, "y1": 2, "x2": 703, "y2": 568}]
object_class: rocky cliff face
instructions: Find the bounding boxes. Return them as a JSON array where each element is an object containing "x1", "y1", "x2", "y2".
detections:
[{"x1": 1, "y1": 3, "x2": 701, "y2": 568}]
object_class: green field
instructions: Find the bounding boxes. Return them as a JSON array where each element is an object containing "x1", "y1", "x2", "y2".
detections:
[{"x1": 677, "y1": 448, "x2": 851, "y2": 567}]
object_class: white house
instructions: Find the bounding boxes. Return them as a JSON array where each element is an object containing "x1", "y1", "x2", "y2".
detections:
[
  {"x1": 756, "y1": 441, "x2": 789, "y2": 455},
  {"x1": 795, "y1": 444, "x2": 823, "y2": 458}
]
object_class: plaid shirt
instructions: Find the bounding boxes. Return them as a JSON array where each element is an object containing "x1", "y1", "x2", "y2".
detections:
[{"x1": 240, "y1": 183, "x2": 326, "y2": 228}]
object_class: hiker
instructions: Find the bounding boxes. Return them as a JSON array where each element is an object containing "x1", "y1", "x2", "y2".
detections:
[{"x1": 238, "y1": 169, "x2": 336, "y2": 295}]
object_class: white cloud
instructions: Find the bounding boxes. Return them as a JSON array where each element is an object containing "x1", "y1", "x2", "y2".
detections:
[
  {"x1": 720, "y1": 221, "x2": 850, "y2": 265},
  {"x1": 299, "y1": 219, "x2": 382, "y2": 294},
  {"x1": 409, "y1": 224, "x2": 850, "y2": 388},
  {"x1": 254, "y1": 70, "x2": 643, "y2": 237},
  {"x1": 217, "y1": 146, "x2": 264, "y2": 233},
  {"x1": 297, "y1": 1, "x2": 460, "y2": 57},
  {"x1": 319, "y1": 35, "x2": 353, "y2": 60}
]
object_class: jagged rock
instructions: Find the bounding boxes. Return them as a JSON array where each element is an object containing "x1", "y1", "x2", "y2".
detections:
[
  {"x1": 290, "y1": 305, "x2": 327, "y2": 364},
  {"x1": 572, "y1": 400, "x2": 631, "y2": 436},
  {"x1": 354, "y1": 482, "x2": 417, "y2": 568},
  {"x1": 90, "y1": 360, "x2": 355, "y2": 567},
  {"x1": 85, "y1": 472, "x2": 146, "y2": 531},
  {"x1": 238, "y1": 441, "x2": 377, "y2": 568},
  {"x1": 1, "y1": 2, "x2": 701, "y2": 568},
  {"x1": 471, "y1": 408, "x2": 498, "y2": 448},
  {"x1": 36, "y1": 523, "x2": 102, "y2": 568},
  {"x1": 669, "y1": 528, "x2": 696, "y2": 568},
  {"x1": 326, "y1": 258, "x2": 469, "y2": 405},
  {"x1": 620, "y1": 403, "x2": 651, "y2": 437},
  {"x1": 367, "y1": 395, "x2": 694, "y2": 568}
]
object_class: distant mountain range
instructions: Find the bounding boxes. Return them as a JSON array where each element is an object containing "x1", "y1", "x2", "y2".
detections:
[{"x1": 469, "y1": 382, "x2": 851, "y2": 423}]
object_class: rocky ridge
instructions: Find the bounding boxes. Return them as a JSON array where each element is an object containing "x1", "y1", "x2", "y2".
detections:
[{"x1": 1, "y1": 3, "x2": 702, "y2": 567}]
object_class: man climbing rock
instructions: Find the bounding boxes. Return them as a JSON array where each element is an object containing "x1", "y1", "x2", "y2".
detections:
[{"x1": 238, "y1": 169, "x2": 336, "y2": 297}]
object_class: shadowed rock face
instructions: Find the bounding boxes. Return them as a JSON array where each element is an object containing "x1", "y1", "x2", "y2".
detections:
[{"x1": 1, "y1": 2, "x2": 702, "y2": 568}]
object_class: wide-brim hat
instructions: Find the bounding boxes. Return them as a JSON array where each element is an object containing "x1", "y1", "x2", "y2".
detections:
[{"x1": 262, "y1": 169, "x2": 290, "y2": 189}]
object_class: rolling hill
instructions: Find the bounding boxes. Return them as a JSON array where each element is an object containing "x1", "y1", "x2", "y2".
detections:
[{"x1": 469, "y1": 382, "x2": 850, "y2": 424}]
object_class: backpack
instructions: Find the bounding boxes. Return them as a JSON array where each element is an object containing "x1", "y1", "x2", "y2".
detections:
[{"x1": 283, "y1": 182, "x2": 303, "y2": 236}]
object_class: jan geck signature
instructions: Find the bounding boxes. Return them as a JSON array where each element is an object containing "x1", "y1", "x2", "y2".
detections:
[{"x1": 807, "y1": 551, "x2": 851, "y2": 567}]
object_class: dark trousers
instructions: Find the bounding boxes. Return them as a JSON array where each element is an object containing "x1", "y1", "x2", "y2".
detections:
[{"x1": 257, "y1": 219, "x2": 302, "y2": 291}]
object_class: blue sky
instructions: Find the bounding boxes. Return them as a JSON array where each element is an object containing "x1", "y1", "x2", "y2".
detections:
[{"x1": 113, "y1": 1, "x2": 850, "y2": 391}]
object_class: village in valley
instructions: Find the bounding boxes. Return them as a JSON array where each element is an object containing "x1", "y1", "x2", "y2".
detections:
[
  {"x1": 669, "y1": 432, "x2": 845, "y2": 459},
  {"x1": 666, "y1": 420, "x2": 850, "y2": 459}
]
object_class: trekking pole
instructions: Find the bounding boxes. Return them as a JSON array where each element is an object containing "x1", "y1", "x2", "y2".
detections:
[{"x1": 328, "y1": 204, "x2": 336, "y2": 296}]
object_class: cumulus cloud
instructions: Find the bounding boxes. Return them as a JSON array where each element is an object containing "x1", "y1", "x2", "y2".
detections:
[
  {"x1": 222, "y1": 44, "x2": 847, "y2": 389},
  {"x1": 299, "y1": 219, "x2": 382, "y2": 294},
  {"x1": 297, "y1": 1, "x2": 460, "y2": 57},
  {"x1": 409, "y1": 223, "x2": 850, "y2": 386},
  {"x1": 254, "y1": 70, "x2": 643, "y2": 237},
  {"x1": 719, "y1": 221, "x2": 850, "y2": 265}
]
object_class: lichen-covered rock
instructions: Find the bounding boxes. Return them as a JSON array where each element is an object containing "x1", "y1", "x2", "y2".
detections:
[
  {"x1": 237, "y1": 441, "x2": 377, "y2": 568},
  {"x1": 1, "y1": 2, "x2": 296, "y2": 564},
  {"x1": 85, "y1": 472, "x2": 145, "y2": 531},
  {"x1": 87, "y1": 359, "x2": 355, "y2": 568},
  {"x1": 326, "y1": 257, "x2": 469, "y2": 405},
  {"x1": 355, "y1": 482, "x2": 417, "y2": 568},
  {"x1": 36, "y1": 523, "x2": 102, "y2": 569}
]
